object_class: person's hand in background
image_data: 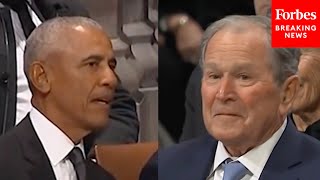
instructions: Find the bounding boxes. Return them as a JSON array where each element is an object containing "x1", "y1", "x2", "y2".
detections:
[{"x1": 167, "y1": 14, "x2": 203, "y2": 65}]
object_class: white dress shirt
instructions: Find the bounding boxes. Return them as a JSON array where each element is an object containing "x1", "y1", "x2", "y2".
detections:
[
  {"x1": 207, "y1": 119, "x2": 287, "y2": 180},
  {"x1": 30, "y1": 107, "x2": 86, "y2": 180},
  {"x1": 0, "y1": 1, "x2": 42, "y2": 124}
]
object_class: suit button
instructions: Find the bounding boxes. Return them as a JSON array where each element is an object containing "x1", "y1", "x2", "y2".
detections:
[{"x1": 0, "y1": 72, "x2": 9, "y2": 85}]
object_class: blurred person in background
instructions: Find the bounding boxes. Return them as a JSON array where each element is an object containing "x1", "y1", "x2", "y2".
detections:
[
  {"x1": 290, "y1": 48, "x2": 320, "y2": 140},
  {"x1": 159, "y1": 0, "x2": 255, "y2": 141}
]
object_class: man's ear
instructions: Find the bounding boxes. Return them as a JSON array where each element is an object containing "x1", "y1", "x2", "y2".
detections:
[
  {"x1": 279, "y1": 75, "x2": 299, "y2": 114},
  {"x1": 29, "y1": 61, "x2": 51, "y2": 94}
]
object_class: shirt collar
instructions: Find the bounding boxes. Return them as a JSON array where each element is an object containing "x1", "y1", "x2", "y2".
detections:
[
  {"x1": 210, "y1": 119, "x2": 287, "y2": 178},
  {"x1": 30, "y1": 107, "x2": 85, "y2": 166},
  {"x1": 212, "y1": 141, "x2": 230, "y2": 173}
]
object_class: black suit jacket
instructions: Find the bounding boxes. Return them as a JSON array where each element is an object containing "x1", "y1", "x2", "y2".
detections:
[
  {"x1": 288, "y1": 113, "x2": 320, "y2": 141},
  {"x1": 139, "y1": 151, "x2": 158, "y2": 180},
  {"x1": 0, "y1": 115, "x2": 115, "y2": 180}
]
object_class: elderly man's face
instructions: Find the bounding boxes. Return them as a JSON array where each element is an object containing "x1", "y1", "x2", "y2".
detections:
[
  {"x1": 201, "y1": 27, "x2": 287, "y2": 147},
  {"x1": 47, "y1": 26, "x2": 117, "y2": 131},
  {"x1": 292, "y1": 53, "x2": 320, "y2": 114}
]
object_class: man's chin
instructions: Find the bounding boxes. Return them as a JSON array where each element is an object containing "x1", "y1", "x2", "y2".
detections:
[
  {"x1": 210, "y1": 129, "x2": 243, "y2": 143},
  {"x1": 85, "y1": 118, "x2": 109, "y2": 131}
]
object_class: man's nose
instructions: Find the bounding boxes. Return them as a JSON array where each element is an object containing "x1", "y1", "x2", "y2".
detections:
[
  {"x1": 100, "y1": 66, "x2": 118, "y2": 89},
  {"x1": 215, "y1": 76, "x2": 236, "y2": 102}
]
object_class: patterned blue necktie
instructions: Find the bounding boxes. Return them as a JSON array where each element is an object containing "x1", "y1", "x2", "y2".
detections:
[{"x1": 222, "y1": 160, "x2": 248, "y2": 180}]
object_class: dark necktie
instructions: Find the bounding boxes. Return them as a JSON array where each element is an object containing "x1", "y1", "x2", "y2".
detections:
[
  {"x1": 68, "y1": 147, "x2": 86, "y2": 180},
  {"x1": 222, "y1": 159, "x2": 248, "y2": 180},
  {"x1": 0, "y1": 0, "x2": 36, "y2": 37}
]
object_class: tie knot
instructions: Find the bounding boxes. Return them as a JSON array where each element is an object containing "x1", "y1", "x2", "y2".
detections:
[
  {"x1": 222, "y1": 159, "x2": 248, "y2": 180},
  {"x1": 68, "y1": 147, "x2": 85, "y2": 165}
]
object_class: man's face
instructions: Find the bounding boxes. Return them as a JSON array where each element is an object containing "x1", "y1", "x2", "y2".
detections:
[
  {"x1": 292, "y1": 54, "x2": 320, "y2": 114},
  {"x1": 201, "y1": 27, "x2": 285, "y2": 147},
  {"x1": 47, "y1": 25, "x2": 117, "y2": 131}
]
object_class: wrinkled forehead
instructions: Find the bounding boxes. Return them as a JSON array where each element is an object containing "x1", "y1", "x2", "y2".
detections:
[
  {"x1": 206, "y1": 25, "x2": 269, "y2": 53},
  {"x1": 203, "y1": 27, "x2": 273, "y2": 71}
]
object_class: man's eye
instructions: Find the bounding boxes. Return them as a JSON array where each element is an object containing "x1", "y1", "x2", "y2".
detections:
[
  {"x1": 88, "y1": 61, "x2": 98, "y2": 67},
  {"x1": 238, "y1": 74, "x2": 250, "y2": 80},
  {"x1": 209, "y1": 74, "x2": 220, "y2": 79},
  {"x1": 109, "y1": 59, "x2": 117, "y2": 70}
]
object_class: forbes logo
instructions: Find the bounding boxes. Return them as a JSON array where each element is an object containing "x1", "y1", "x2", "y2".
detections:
[{"x1": 275, "y1": 9, "x2": 316, "y2": 20}]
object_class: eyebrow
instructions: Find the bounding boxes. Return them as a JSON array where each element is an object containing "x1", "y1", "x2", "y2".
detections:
[
  {"x1": 81, "y1": 54, "x2": 104, "y2": 63},
  {"x1": 81, "y1": 54, "x2": 116, "y2": 64}
]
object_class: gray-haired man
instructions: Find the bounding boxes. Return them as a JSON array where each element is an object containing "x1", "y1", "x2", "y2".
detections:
[{"x1": 159, "y1": 15, "x2": 320, "y2": 180}]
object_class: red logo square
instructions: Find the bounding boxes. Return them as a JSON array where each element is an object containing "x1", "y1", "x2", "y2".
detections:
[{"x1": 272, "y1": 0, "x2": 320, "y2": 47}]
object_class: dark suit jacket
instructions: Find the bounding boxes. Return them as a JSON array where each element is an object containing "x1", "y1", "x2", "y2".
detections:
[
  {"x1": 140, "y1": 151, "x2": 158, "y2": 180},
  {"x1": 288, "y1": 113, "x2": 320, "y2": 141},
  {"x1": 0, "y1": 115, "x2": 115, "y2": 180},
  {"x1": 160, "y1": 120, "x2": 320, "y2": 180}
]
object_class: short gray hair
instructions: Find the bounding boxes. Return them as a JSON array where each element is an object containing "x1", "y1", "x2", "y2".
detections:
[
  {"x1": 199, "y1": 15, "x2": 300, "y2": 85},
  {"x1": 24, "y1": 16, "x2": 103, "y2": 76}
]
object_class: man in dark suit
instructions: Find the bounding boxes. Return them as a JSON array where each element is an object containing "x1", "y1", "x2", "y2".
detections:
[
  {"x1": 0, "y1": 16, "x2": 117, "y2": 180},
  {"x1": 159, "y1": 15, "x2": 320, "y2": 180},
  {"x1": 0, "y1": 0, "x2": 139, "y2": 152}
]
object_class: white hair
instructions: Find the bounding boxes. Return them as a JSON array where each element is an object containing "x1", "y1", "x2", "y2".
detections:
[{"x1": 199, "y1": 15, "x2": 300, "y2": 85}]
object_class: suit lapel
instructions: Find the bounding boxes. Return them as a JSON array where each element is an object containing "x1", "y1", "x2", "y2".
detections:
[
  {"x1": 183, "y1": 136, "x2": 218, "y2": 180},
  {"x1": 28, "y1": 0, "x2": 45, "y2": 21},
  {"x1": 15, "y1": 115, "x2": 56, "y2": 180},
  {"x1": 260, "y1": 120, "x2": 303, "y2": 180}
]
